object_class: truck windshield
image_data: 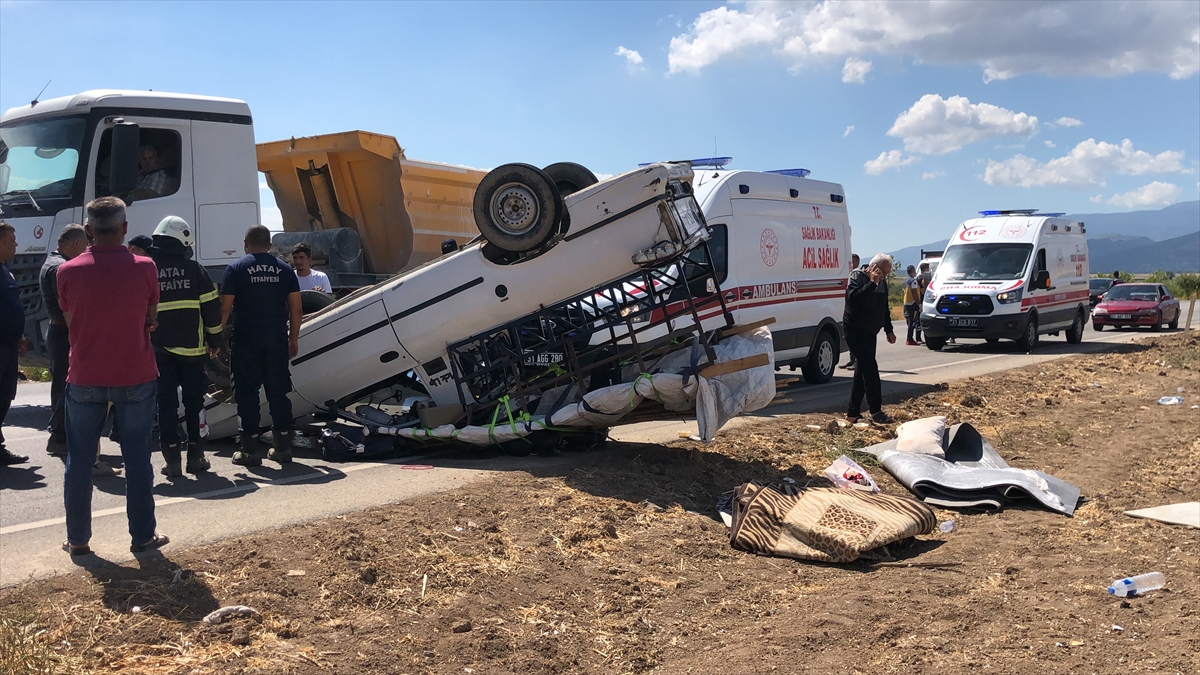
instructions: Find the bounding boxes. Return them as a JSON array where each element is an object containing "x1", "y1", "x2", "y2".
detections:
[
  {"x1": 939, "y1": 243, "x2": 1033, "y2": 281},
  {"x1": 0, "y1": 116, "x2": 86, "y2": 204}
]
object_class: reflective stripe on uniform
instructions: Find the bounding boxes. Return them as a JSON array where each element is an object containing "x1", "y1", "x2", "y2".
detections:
[
  {"x1": 205, "y1": 324, "x2": 223, "y2": 335},
  {"x1": 166, "y1": 345, "x2": 208, "y2": 357},
  {"x1": 199, "y1": 289, "x2": 219, "y2": 303},
  {"x1": 158, "y1": 299, "x2": 201, "y2": 312}
]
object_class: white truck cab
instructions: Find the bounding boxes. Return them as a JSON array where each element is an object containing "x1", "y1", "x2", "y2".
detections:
[
  {"x1": 0, "y1": 90, "x2": 260, "y2": 362},
  {"x1": 921, "y1": 209, "x2": 1089, "y2": 351},
  {"x1": 688, "y1": 166, "x2": 851, "y2": 383}
]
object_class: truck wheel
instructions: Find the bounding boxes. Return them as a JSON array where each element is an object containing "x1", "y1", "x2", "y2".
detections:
[
  {"x1": 473, "y1": 163, "x2": 563, "y2": 253},
  {"x1": 542, "y1": 162, "x2": 598, "y2": 196},
  {"x1": 801, "y1": 329, "x2": 838, "y2": 384},
  {"x1": 1065, "y1": 310, "x2": 1084, "y2": 344},
  {"x1": 1016, "y1": 314, "x2": 1039, "y2": 351},
  {"x1": 925, "y1": 336, "x2": 947, "y2": 351}
]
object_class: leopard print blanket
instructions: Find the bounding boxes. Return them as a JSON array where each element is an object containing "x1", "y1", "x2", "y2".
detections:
[{"x1": 729, "y1": 482, "x2": 936, "y2": 563}]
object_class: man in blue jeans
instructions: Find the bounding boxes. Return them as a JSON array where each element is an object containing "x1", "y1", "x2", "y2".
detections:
[
  {"x1": 56, "y1": 197, "x2": 168, "y2": 555},
  {"x1": 220, "y1": 225, "x2": 302, "y2": 466}
]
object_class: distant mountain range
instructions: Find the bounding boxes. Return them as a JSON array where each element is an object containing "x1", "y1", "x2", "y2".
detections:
[{"x1": 889, "y1": 200, "x2": 1200, "y2": 274}]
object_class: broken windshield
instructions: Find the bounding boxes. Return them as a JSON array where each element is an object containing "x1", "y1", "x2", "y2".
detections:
[
  {"x1": 0, "y1": 116, "x2": 86, "y2": 205},
  {"x1": 939, "y1": 243, "x2": 1033, "y2": 281}
]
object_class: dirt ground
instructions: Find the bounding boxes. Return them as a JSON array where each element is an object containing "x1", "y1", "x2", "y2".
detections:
[{"x1": 3, "y1": 333, "x2": 1199, "y2": 675}]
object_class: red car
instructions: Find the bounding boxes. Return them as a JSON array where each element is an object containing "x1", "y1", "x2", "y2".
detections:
[{"x1": 1092, "y1": 283, "x2": 1181, "y2": 331}]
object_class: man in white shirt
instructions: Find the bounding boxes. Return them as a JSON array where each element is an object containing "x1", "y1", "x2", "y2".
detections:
[{"x1": 291, "y1": 243, "x2": 331, "y2": 293}]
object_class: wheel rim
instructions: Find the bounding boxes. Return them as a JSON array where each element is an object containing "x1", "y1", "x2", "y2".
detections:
[
  {"x1": 1026, "y1": 319, "x2": 1036, "y2": 345},
  {"x1": 490, "y1": 182, "x2": 540, "y2": 236},
  {"x1": 817, "y1": 338, "x2": 834, "y2": 375}
]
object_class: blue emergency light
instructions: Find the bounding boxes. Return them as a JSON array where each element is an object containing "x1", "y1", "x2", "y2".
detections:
[
  {"x1": 765, "y1": 168, "x2": 811, "y2": 178},
  {"x1": 978, "y1": 209, "x2": 1062, "y2": 217},
  {"x1": 638, "y1": 157, "x2": 733, "y2": 168}
]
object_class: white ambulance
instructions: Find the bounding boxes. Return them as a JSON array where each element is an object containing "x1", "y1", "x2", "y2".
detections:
[
  {"x1": 688, "y1": 165, "x2": 851, "y2": 383},
  {"x1": 920, "y1": 209, "x2": 1089, "y2": 351}
]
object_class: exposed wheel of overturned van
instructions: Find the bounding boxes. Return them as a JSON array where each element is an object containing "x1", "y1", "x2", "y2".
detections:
[
  {"x1": 1016, "y1": 313, "x2": 1039, "y2": 351},
  {"x1": 473, "y1": 163, "x2": 564, "y2": 253},
  {"x1": 300, "y1": 289, "x2": 336, "y2": 315},
  {"x1": 801, "y1": 329, "x2": 838, "y2": 384},
  {"x1": 1065, "y1": 309, "x2": 1085, "y2": 344},
  {"x1": 542, "y1": 162, "x2": 598, "y2": 197}
]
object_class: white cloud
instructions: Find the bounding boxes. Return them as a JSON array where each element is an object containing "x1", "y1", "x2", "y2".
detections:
[
  {"x1": 1090, "y1": 194, "x2": 1105, "y2": 203},
  {"x1": 841, "y1": 57, "x2": 872, "y2": 83},
  {"x1": 1044, "y1": 140, "x2": 1056, "y2": 148},
  {"x1": 615, "y1": 46, "x2": 645, "y2": 71},
  {"x1": 864, "y1": 150, "x2": 916, "y2": 175},
  {"x1": 887, "y1": 94, "x2": 1038, "y2": 155},
  {"x1": 1055, "y1": 116, "x2": 1083, "y2": 127},
  {"x1": 922, "y1": 170, "x2": 945, "y2": 180},
  {"x1": 667, "y1": 2, "x2": 1199, "y2": 80},
  {"x1": 261, "y1": 205, "x2": 283, "y2": 231},
  {"x1": 984, "y1": 138, "x2": 1190, "y2": 188},
  {"x1": 843, "y1": 125, "x2": 855, "y2": 137},
  {"x1": 1107, "y1": 181, "x2": 1182, "y2": 208}
]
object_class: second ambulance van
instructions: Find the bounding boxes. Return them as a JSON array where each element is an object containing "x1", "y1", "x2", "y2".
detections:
[{"x1": 921, "y1": 209, "x2": 1089, "y2": 351}]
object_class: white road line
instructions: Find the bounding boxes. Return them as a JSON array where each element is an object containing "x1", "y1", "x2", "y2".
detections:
[{"x1": 0, "y1": 457, "x2": 434, "y2": 536}]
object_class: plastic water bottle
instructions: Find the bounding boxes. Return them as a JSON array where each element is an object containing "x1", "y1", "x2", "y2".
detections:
[{"x1": 1108, "y1": 572, "x2": 1165, "y2": 597}]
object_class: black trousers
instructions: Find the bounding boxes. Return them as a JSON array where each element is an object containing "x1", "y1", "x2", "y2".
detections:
[
  {"x1": 0, "y1": 342, "x2": 17, "y2": 448},
  {"x1": 47, "y1": 323, "x2": 69, "y2": 436},
  {"x1": 846, "y1": 329, "x2": 882, "y2": 417},
  {"x1": 155, "y1": 351, "x2": 207, "y2": 446},
  {"x1": 904, "y1": 303, "x2": 921, "y2": 342},
  {"x1": 232, "y1": 336, "x2": 293, "y2": 435}
]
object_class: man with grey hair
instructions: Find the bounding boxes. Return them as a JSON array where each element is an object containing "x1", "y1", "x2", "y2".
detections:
[
  {"x1": 56, "y1": 197, "x2": 168, "y2": 555},
  {"x1": 40, "y1": 224, "x2": 89, "y2": 455},
  {"x1": 843, "y1": 253, "x2": 896, "y2": 425}
]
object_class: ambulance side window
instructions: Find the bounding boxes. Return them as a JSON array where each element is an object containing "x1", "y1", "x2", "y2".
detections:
[{"x1": 1035, "y1": 249, "x2": 1047, "y2": 274}]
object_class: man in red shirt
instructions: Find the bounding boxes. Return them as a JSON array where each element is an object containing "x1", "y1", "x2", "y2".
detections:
[{"x1": 56, "y1": 197, "x2": 168, "y2": 556}]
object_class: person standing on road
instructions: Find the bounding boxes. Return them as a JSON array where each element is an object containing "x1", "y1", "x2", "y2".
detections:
[
  {"x1": 221, "y1": 225, "x2": 302, "y2": 466},
  {"x1": 844, "y1": 254, "x2": 896, "y2": 425},
  {"x1": 902, "y1": 265, "x2": 923, "y2": 346},
  {"x1": 56, "y1": 197, "x2": 168, "y2": 555},
  {"x1": 1111, "y1": 271, "x2": 1123, "y2": 286},
  {"x1": 148, "y1": 216, "x2": 224, "y2": 477},
  {"x1": 290, "y1": 243, "x2": 330, "y2": 293},
  {"x1": 0, "y1": 222, "x2": 30, "y2": 466},
  {"x1": 840, "y1": 253, "x2": 861, "y2": 371},
  {"x1": 39, "y1": 224, "x2": 89, "y2": 456}
]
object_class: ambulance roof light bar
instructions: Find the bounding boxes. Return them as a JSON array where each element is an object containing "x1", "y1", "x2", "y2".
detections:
[
  {"x1": 765, "y1": 168, "x2": 811, "y2": 178},
  {"x1": 637, "y1": 157, "x2": 733, "y2": 168},
  {"x1": 978, "y1": 209, "x2": 1067, "y2": 217}
]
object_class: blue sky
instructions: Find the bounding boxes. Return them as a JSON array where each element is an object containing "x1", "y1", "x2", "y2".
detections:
[{"x1": 2, "y1": 1, "x2": 1198, "y2": 254}]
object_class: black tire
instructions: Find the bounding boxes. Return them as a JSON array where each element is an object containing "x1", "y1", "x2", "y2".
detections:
[
  {"x1": 985, "y1": 338, "x2": 1000, "y2": 345},
  {"x1": 300, "y1": 289, "x2": 335, "y2": 315},
  {"x1": 1016, "y1": 313, "x2": 1039, "y2": 352},
  {"x1": 1152, "y1": 311, "x2": 1163, "y2": 331},
  {"x1": 542, "y1": 162, "x2": 598, "y2": 196},
  {"x1": 473, "y1": 163, "x2": 563, "y2": 253},
  {"x1": 801, "y1": 329, "x2": 838, "y2": 384},
  {"x1": 925, "y1": 336, "x2": 947, "y2": 351},
  {"x1": 1065, "y1": 310, "x2": 1084, "y2": 344},
  {"x1": 1169, "y1": 312, "x2": 1179, "y2": 330},
  {"x1": 1093, "y1": 322, "x2": 1103, "y2": 332}
]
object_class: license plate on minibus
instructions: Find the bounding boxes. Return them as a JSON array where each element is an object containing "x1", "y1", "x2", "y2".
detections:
[{"x1": 949, "y1": 317, "x2": 978, "y2": 327}]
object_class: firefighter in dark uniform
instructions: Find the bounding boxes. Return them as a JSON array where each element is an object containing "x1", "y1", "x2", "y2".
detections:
[
  {"x1": 220, "y1": 225, "x2": 301, "y2": 466},
  {"x1": 147, "y1": 216, "x2": 224, "y2": 476}
]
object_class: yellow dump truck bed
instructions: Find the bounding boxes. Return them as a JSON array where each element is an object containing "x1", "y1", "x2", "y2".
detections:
[{"x1": 256, "y1": 131, "x2": 485, "y2": 275}]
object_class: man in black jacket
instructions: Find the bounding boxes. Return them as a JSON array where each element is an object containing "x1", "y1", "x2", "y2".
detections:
[
  {"x1": 844, "y1": 254, "x2": 896, "y2": 425},
  {"x1": 147, "y1": 216, "x2": 223, "y2": 476},
  {"x1": 39, "y1": 224, "x2": 89, "y2": 454}
]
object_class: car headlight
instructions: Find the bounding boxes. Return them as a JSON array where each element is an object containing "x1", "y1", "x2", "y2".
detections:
[
  {"x1": 996, "y1": 288, "x2": 1023, "y2": 304},
  {"x1": 923, "y1": 289, "x2": 935, "y2": 304},
  {"x1": 1093, "y1": 306, "x2": 1108, "y2": 315}
]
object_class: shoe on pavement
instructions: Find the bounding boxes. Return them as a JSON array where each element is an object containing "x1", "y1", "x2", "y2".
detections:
[
  {"x1": 46, "y1": 433, "x2": 68, "y2": 457},
  {"x1": 186, "y1": 443, "x2": 210, "y2": 474},
  {"x1": 130, "y1": 533, "x2": 170, "y2": 553},
  {"x1": 231, "y1": 450, "x2": 262, "y2": 467},
  {"x1": 92, "y1": 461, "x2": 121, "y2": 477},
  {"x1": 1, "y1": 446, "x2": 29, "y2": 466},
  {"x1": 62, "y1": 540, "x2": 91, "y2": 556},
  {"x1": 906, "y1": 339, "x2": 919, "y2": 346},
  {"x1": 839, "y1": 362, "x2": 856, "y2": 370},
  {"x1": 160, "y1": 442, "x2": 183, "y2": 477},
  {"x1": 267, "y1": 447, "x2": 292, "y2": 464}
]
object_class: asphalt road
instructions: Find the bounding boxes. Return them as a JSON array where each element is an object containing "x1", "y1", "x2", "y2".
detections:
[{"x1": 0, "y1": 327, "x2": 1169, "y2": 586}]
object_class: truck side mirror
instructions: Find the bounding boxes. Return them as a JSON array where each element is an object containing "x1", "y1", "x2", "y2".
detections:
[
  {"x1": 108, "y1": 122, "x2": 141, "y2": 198},
  {"x1": 1035, "y1": 270, "x2": 1051, "y2": 289}
]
